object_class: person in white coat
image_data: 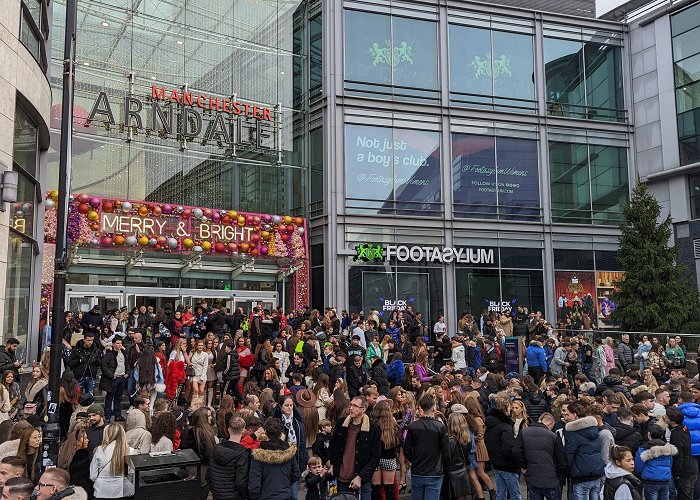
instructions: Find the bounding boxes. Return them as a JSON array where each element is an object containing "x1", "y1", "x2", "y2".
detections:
[
  {"x1": 90, "y1": 423, "x2": 137, "y2": 499},
  {"x1": 273, "y1": 341, "x2": 291, "y2": 384},
  {"x1": 451, "y1": 337, "x2": 467, "y2": 373}
]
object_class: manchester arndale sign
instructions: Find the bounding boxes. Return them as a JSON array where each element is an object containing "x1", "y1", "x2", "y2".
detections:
[
  {"x1": 354, "y1": 243, "x2": 495, "y2": 265},
  {"x1": 86, "y1": 85, "x2": 281, "y2": 156}
]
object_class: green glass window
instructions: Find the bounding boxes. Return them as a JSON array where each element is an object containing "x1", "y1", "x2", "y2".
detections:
[
  {"x1": 690, "y1": 174, "x2": 700, "y2": 219},
  {"x1": 449, "y1": 25, "x2": 535, "y2": 112},
  {"x1": 310, "y1": 127, "x2": 323, "y2": 217},
  {"x1": 310, "y1": 14, "x2": 322, "y2": 99},
  {"x1": 549, "y1": 141, "x2": 628, "y2": 225},
  {"x1": 672, "y1": 3, "x2": 700, "y2": 164},
  {"x1": 13, "y1": 107, "x2": 38, "y2": 177},
  {"x1": 3, "y1": 234, "x2": 33, "y2": 348},
  {"x1": 545, "y1": 38, "x2": 624, "y2": 122}
]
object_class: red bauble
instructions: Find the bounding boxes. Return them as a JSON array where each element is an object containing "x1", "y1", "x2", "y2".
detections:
[
  {"x1": 78, "y1": 204, "x2": 90, "y2": 214},
  {"x1": 251, "y1": 233, "x2": 260, "y2": 243},
  {"x1": 250, "y1": 248, "x2": 259, "y2": 256},
  {"x1": 286, "y1": 225, "x2": 295, "y2": 233},
  {"x1": 77, "y1": 194, "x2": 90, "y2": 204},
  {"x1": 215, "y1": 242, "x2": 225, "y2": 253},
  {"x1": 152, "y1": 206, "x2": 162, "y2": 216},
  {"x1": 222, "y1": 216, "x2": 231, "y2": 225},
  {"x1": 157, "y1": 236, "x2": 167, "y2": 246},
  {"x1": 281, "y1": 233, "x2": 289, "y2": 242},
  {"x1": 227, "y1": 243, "x2": 237, "y2": 252},
  {"x1": 102, "y1": 201, "x2": 114, "y2": 213},
  {"x1": 203, "y1": 208, "x2": 212, "y2": 218}
]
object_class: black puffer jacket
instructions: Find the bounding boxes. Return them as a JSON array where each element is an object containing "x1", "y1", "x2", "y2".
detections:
[
  {"x1": 596, "y1": 375, "x2": 631, "y2": 399},
  {"x1": 222, "y1": 350, "x2": 240, "y2": 380},
  {"x1": 66, "y1": 339, "x2": 102, "y2": 380},
  {"x1": 370, "y1": 359, "x2": 389, "y2": 396},
  {"x1": 523, "y1": 390, "x2": 549, "y2": 423},
  {"x1": 484, "y1": 408, "x2": 518, "y2": 473},
  {"x1": 513, "y1": 422, "x2": 566, "y2": 489},
  {"x1": 98, "y1": 348, "x2": 129, "y2": 392},
  {"x1": 248, "y1": 438, "x2": 300, "y2": 500},
  {"x1": 347, "y1": 364, "x2": 368, "y2": 398},
  {"x1": 208, "y1": 440, "x2": 250, "y2": 500},
  {"x1": 613, "y1": 423, "x2": 644, "y2": 453}
]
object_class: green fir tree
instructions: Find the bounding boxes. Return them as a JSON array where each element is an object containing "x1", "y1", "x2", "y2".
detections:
[{"x1": 612, "y1": 183, "x2": 700, "y2": 333}]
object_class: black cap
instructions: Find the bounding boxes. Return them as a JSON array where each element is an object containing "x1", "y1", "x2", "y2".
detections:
[{"x1": 5, "y1": 338, "x2": 19, "y2": 346}]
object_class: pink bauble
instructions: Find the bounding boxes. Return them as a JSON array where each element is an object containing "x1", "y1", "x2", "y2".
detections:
[
  {"x1": 89, "y1": 197, "x2": 101, "y2": 208},
  {"x1": 203, "y1": 208, "x2": 212, "y2": 218},
  {"x1": 212, "y1": 212, "x2": 221, "y2": 222},
  {"x1": 262, "y1": 214, "x2": 271, "y2": 223},
  {"x1": 162, "y1": 204, "x2": 173, "y2": 214},
  {"x1": 182, "y1": 209, "x2": 192, "y2": 219},
  {"x1": 152, "y1": 206, "x2": 162, "y2": 216},
  {"x1": 77, "y1": 193, "x2": 90, "y2": 204},
  {"x1": 246, "y1": 215, "x2": 254, "y2": 225},
  {"x1": 157, "y1": 236, "x2": 167, "y2": 246},
  {"x1": 102, "y1": 236, "x2": 113, "y2": 246},
  {"x1": 251, "y1": 233, "x2": 260, "y2": 243},
  {"x1": 260, "y1": 246, "x2": 268, "y2": 256},
  {"x1": 227, "y1": 243, "x2": 237, "y2": 253},
  {"x1": 253, "y1": 216, "x2": 261, "y2": 224}
]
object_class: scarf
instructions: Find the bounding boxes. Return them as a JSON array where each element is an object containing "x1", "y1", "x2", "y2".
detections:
[
  {"x1": 282, "y1": 412, "x2": 297, "y2": 445},
  {"x1": 26, "y1": 378, "x2": 47, "y2": 403}
]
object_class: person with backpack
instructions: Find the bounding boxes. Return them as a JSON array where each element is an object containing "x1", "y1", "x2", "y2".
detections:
[
  {"x1": 604, "y1": 445, "x2": 642, "y2": 500},
  {"x1": 220, "y1": 340, "x2": 243, "y2": 405},
  {"x1": 634, "y1": 423, "x2": 676, "y2": 500}
]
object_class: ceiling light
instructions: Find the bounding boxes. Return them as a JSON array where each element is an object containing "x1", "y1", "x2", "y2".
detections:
[
  {"x1": 83, "y1": 62, "x2": 90, "y2": 66},
  {"x1": 280, "y1": 71, "x2": 285, "y2": 75},
  {"x1": 176, "y1": 40, "x2": 183, "y2": 45},
  {"x1": 150, "y1": 76, "x2": 156, "y2": 80},
  {"x1": 101, "y1": 21, "x2": 109, "y2": 27}
]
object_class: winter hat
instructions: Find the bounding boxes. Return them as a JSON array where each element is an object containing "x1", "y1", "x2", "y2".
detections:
[{"x1": 86, "y1": 403, "x2": 104, "y2": 416}]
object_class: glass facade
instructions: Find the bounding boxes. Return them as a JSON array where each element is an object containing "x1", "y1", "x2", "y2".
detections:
[
  {"x1": 672, "y1": 2, "x2": 700, "y2": 165},
  {"x1": 544, "y1": 35, "x2": 624, "y2": 122},
  {"x1": 19, "y1": 0, "x2": 48, "y2": 71},
  {"x1": 449, "y1": 23, "x2": 535, "y2": 112},
  {"x1": 50, "y1": 0, "x2": 307, "y2": 215},
  {"x1": 5, "y1": 107, "x2": 40, "y2": 349},
  {"x1": 549, "y1": 141, "x2": 628, "y2": 225}
]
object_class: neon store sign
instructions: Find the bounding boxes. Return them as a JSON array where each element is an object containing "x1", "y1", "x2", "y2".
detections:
[
  {"x1": 57, "y1": 193, "x2": 307, "y2": 259},
  {"x1": 353, "y1": 243, "x2": 495, "y2": 265},
  {"x1": 86, "y1": 85, "x2": 281, "y2": 156}
]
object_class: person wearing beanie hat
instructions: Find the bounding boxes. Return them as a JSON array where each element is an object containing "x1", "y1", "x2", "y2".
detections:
[{"x1": 86, "y1": 404, "x2": 105, "y2": 454}]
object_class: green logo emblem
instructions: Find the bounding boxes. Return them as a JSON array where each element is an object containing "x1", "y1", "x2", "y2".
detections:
[
  {"x1": 354, "y1": 243, "x2": 385, "y2": 263},
  {"x1": 472, "y1": 54, "x2": 512, "y2": 79},
  {"x1": 369, "y1": 41, "x2": 414, "y2": 68}
]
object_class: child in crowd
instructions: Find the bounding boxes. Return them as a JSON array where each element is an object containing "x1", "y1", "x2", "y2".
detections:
[
  {"x1": 312, "y1": 419, "x2": 332, "y2": 465},
  {"x1": 289, "y1": 373, "x2": 306, "y2": 397},
  {"x1": 305, "y1": 456, "x2": 330, "y2": 500}
]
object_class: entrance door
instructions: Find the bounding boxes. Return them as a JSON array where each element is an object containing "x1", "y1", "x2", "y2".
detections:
[{"x1": 66, "y1": 293, "x2": 123, "y2": 315}]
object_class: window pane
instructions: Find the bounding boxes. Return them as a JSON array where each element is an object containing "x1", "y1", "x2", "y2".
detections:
[
  {"x1": 344, "y1": 11, "x2": 391, "y2": 86},
  {"x1": 455, "y1": 269, "x2": 500, "y2": 318},
  {"x1": 13, "y1": 107, "x2": 38, "y2": 176},
  {"x1": 20, "y1": 7, "x2": 41, "y2": 61},
  {"x1": 500, "y1": 247, "x2": 542, "y2": 269},
  {"x1": 310, "y1": 128, "x2": 323, "y2": 215},
  {"x1": 585, "y1": 43, "x2": 624, "y2": 121},
  {"x1": 545, "y1": 38, "x2": 585, "y2": 118},
  {"x1": 496, "y1": 137, "x2": 540, "y2": 220},
  {"x1": 595, "y1": 250, "x2": 621, "y2": 271},
  {"x1": 674, "y1": 53, "x2": 700, "y2": 88},
  {"x1": 677, "y1": 81, "x2": 700, "y2": 114},
  {"x1": 393, "y1": 128, "x2": 441, "y2": 215},
  {"x1": 3, "y1": 234, "x2": 33, "y2": 349},
  {"x1": 554, "y1": 249, "x2": 594, "y2": 270},
  {"x1": 673, "y1": 25, "x2": 700, "y2": 61},
  {"x1": 391, "y1": 17, "x2": 438, "y2": 90},
  {"x1": 345, "y1": 124, "x2": 394, "y2": 213},
  {"x1": 449, "y1": 25, "x2": 492, "y2": 98},
  {"x1": 362, "y1": 272, "x2": 397, "y2": 317},
  {"x1": 9, "y1": 173, "x2": 35, "y2": 238},
  {"x1": 310, "y1": 15, "x2": 322, "y2": 95},
  {"x1": 681, "y1": 136, "x2": 700, "y2": 165},
  {"x1": 452, "y1": 134, "x2": 497, "y2": 218},
  {"x1": 549, "y1": 141, "x2": 591, "y2": 224},
  {"x1": 672, "y1": 3, "x2": 700, "y2": 36},
  {"x1": 396, "y1": 273, "x2": 431, "y2": 324},
  {"x1": 501, "y1": 270, "x2": 545, "y2": 315},
  {"x1": 491, "y1": 30, "x2": 534, "y2": 102},
  {"x1": 590, "y1": 145, "x2": 628, "y2": 225}
]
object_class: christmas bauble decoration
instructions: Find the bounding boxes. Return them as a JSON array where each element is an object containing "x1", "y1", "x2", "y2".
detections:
[
  {"x1": 78, "y1": 204, "x2": 90, "y2": 214},
  {"x1": 126, "y1": 236, "x2": 138, "y2": 246},
  {"x1": 102, "y1": 236, "x2": 113, "y2": 245},
  {"x1": 114, "y1": 235, "x2": 126, "y2": 246},
  {"x1": 77, "y1": 194, "x2": 89, "y2": 204},
  {"x1": 163, "y1": 204, "x2": 173, "y2": 214},
  {"x1": 193, "y1": 208, "x2": 203, "y2": 219},
  {"x1": 183, "y1": 238, "x2": 194, "y2": 249},
  {"x1": 89, "y1": 197, "x2": 101, "y2": 208},
  {"x1": 152, "y1": 206, "x2": 162, "y2": 216},
  {"x1": 201, "y1": 241, "x2": 212, "y2": 251},
  {"x1": 45, "y1": 199, "x2": 55, "y2": 209},
  {"x1": 49, "y1": 190, "x2": 59, "y2": 202},
  {"x1": 294, "y1": 217, "x2": 303, "y2": 226},
  {"x1": 102, "y1": 201, "x2": 114, "y2": 213},
  {"x1": 121, "y1": 202, "x2": 132, "y2": 213},
  {"x1": 167, "y1": 237, "x2": 178, "y2": 249},
  {"x1": 272, "y1": 215, "x2": 281, "y2": 224},
  {"x1": 215, "y1": 242, "x2": 225, "y2": 253},
  {"x1": 87, "y1": 210, "x2": 99, "y2": 221},
  {"x1": 138, "y1": 235, "x2": 150, "y2": 246},
  {"x1": 283, "y1": 215, "x2": 292, "y2": 224},
  {"x1": 138, "y1": 205, "x2": 149, "y2": 216},
  {"x1": 193, "y1": 245, "x2": 203, "y2": 253}
]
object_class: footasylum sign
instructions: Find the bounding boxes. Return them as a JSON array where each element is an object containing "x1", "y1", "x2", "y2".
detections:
[{"x1": 354, "y1": 243, "x2": 496, "y2": 265}]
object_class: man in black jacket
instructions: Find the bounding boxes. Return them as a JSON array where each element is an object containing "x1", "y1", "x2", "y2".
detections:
[
  {"x1": 485, "y1": 393, "x2": 521, "y2": 500},
  {"x1": 206, "y1": 305, "x2": 227, "y2": 338},
  {"x1": 513, "y1": 412, "x2": 566, "y2": 500},
  {"x1": 666, "y1": 407, "x2": 698, "y2": 500},
  {"x1": 80, "y1": 305, "x2": 103, "y2": 336},
  {"x1": 66, "y1": 333, "x2": 102, "y2": 395},
  {"x1": 0, "y1": 339, "x2": 21, "y2": 380},
  {"x1": 330, "y1": 395, "x2": 381, "y2": 499},
  {"x1": 404, "y1": 395, "x2": 450, "y2": 500},
  {"x1": 208, "y1": 416, "x2": 249, "y2": 500},
  {"x1": 99, "y1": 338, "x2": 129, "y2": 422}
]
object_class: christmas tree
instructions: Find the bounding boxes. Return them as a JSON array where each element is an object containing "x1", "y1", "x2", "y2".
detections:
[
  {"x1": 273, "y1": 231, "x2": 288, "y2": 258},
  {"x1": 612, "y1": 183, "x2": 700, "y2": 333}
]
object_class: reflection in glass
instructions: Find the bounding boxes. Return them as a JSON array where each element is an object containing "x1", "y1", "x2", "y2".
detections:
[
  {"x1": 455, "y1": 269, "x2": 500, "y2": 318},
  {"x1": 9, "y1": 173, "x2": 35, "y2": 238},
  {"x1": 673, "y1": 6, "x2": 700, "y2": 165},
  {"x1": 549, "y1": 141, "x2": 591, "y2": 224},
  {"x1": 585, "y1": 44, "x2": 624, "y2": 121},
  {"x1": 3, "y1": 234, "x2": 33, "y2": 349},
  {"x1": 344, "y1": 11, "x2": 391, "y2": 86},
  {"x1": 310, "y1": 14, "x2": 323, "y2": 97},
  {"x1": 13, "y1": 107, "x2": 38, "y2": 176},
  {"x1": 545, "y1": 38, "x2": 585, "y2": 117},
  {"x1": 501, "y1": 270, "x2": 545, "y2": 315},
  {"x1": 391, "y1": 16, "x2": 438, "y2": 90},
  {"x1": 345, "y1": 124, "x2": 441, "y2": 216},
  {"x1": 590, "y1": 145, "x2": 628, "y2": 225}
]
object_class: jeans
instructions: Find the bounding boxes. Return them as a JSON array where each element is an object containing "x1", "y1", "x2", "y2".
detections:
[
  {"x1": 104, "y1": 377, "x2": 127, "y2": 420},
  {"x1": 338, "y1": 480, "x2": 372, "y2": 499},
  {"x1": 572, "y1": 479, "x2": 602, "y2": 500},
  {"x1": 644, "y1": 482, "x2": 671, "y2": 500},
  {"x1": 78, "y1": 377, "x2": 95, "y2": 396},
  {"x1": 411, "y1": 475, "x2": 443, "y2": 500},
  {"x1": 528, "y1": 485, "x2": 561, "y2": 500},
  {"x1": 496, "y1": 471, "x2": 522, "y2": 500},
  {"x1": 290, "y1": 480, "x2": 298, "y2": 500}
]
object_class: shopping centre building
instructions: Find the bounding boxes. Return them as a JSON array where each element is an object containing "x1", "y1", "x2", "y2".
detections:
[{"x1": 6, "y1": 0, "x2": 700, "y2": 355}]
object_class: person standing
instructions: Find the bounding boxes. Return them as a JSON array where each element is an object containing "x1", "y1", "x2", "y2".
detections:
[
  {"x1": 666, "y1": 407, "x2": 698, "y2": 500},
  {"x1": 248, "y1": 418, "x2": 301, "y2": 500},
  {"x1": 100, "y1": 338, "x2": 129, "y2": 422},
  {"x1": 404, "y1": 394, "x2": 451, "y2": 500},
  {"x1": 618, "y1": 335, "x2": 634, "y2": 374},
  {"x1": 81, "y1": 305, "x2": 104, "y2": 337},
  {"x1": 329, "y1": 395, "x2": 381, "y2": 499},
  {"x1": 485, "y1": 393, "x2": 522, "y2": 500},
  {"x1": 513, "y1": 412, "x2": 566, "y2": 500},
  {"x1": 67, "y1": 333, "x2": 102, "y2": 396},
  {"x1": 563, "y1": 403, "x2": 606, "y2": 500},
  {"x1": 209, "y1": 416, "x2": 249, "y2": 500},
  {"x1": 526, "y1": 339, "x2": 548, "y2": 385},
  {"x1": 0, "y1": 339, "x2": 21, "y2": 381},
  {"x1": 634, "y1": 423, "x2": 676, "y2": 500}
]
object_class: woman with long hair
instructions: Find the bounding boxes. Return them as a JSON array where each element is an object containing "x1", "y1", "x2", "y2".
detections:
[
  {"x1": 446, "y1": 412, "x2": 475, "y2": 500},
  {"x1": 204, "y1": 338, "x2": 217, "y2": 407},
  {"x1": 401, "y1": 364, "x2": 415, "y2": 391},
  {"x1": 216, "y1": 395, "x2": 234, "y2": 439},
  {"x1": 59, "y1": 370, "x2": 80, "y2": 437},
  {"x1": 182, "y1": 407, "x2": 217, "y2": 500},
  {"x1": 371, "y1": 400, "x2": 401, "y2": 500},
  {"x1": 334, "y1": 378, "x2": 349, "y2": 399},
  {"x1": 24, "y1": 365, "x2": 48, "y2": 416},
  {"x1": 135, "y1": 346, "x2": 164, "y2": 414},
  {"x1": 252, "y1": 339, "x2": 273, "y2": 385},
  {"x1": 463, "y1": 397, "x2": 494, "y2": 497},
  {"x1": 1, "y1": 371, "x2": 21, "y2": 420},
  {"x1": 273, "y1": 341, "x2": 291, "y2": 384},
  {"x1": 151, "y1": 412, "x2": 177, "y2": 452},
  {"x1": 58, "y1": 420, "x2": 92, "y2": 497},
  {"x1": 511, "y1": 399, "x2": 529, "y2": 436},
  {"x1": 17, "y1": 426, "x2": 42, "y2": 482},
  {"x1": 260, "y1": 367, "x2": 282, "y2": 400},
  {"x1": 190, "y1": 340, "x2": 209, "y2": 400},
  {"x1": 313, "y1": 373, "x2": 332, "y2": 422},
  {"x1": 272, "y1": 394, "x2": 309, "y2": 497},
  {"x1": 328, "y1": 387, "x2": 350, "y2": 423},
  {"x1": 414, "y1": 352, "x2": 432, "y2": 383},
  {"x1": 90, "y1": 423, "x2": 135, "y2": 499},
  {"x1": 236, "y1": 336, "x2": 253, "y2": 388}
]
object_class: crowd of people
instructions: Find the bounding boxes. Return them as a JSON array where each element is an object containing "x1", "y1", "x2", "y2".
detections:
[{"x1": 2, "y1": 303, "x2": 700, "y2": 500}]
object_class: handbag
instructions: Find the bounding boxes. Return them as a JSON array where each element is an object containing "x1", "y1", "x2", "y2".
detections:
[
  {"x1": 23, "y1": 403, "x2": 37, "y2": 415},
  {"x1": 185, "y1": 365, "x2": 195, "y2": 377}
]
